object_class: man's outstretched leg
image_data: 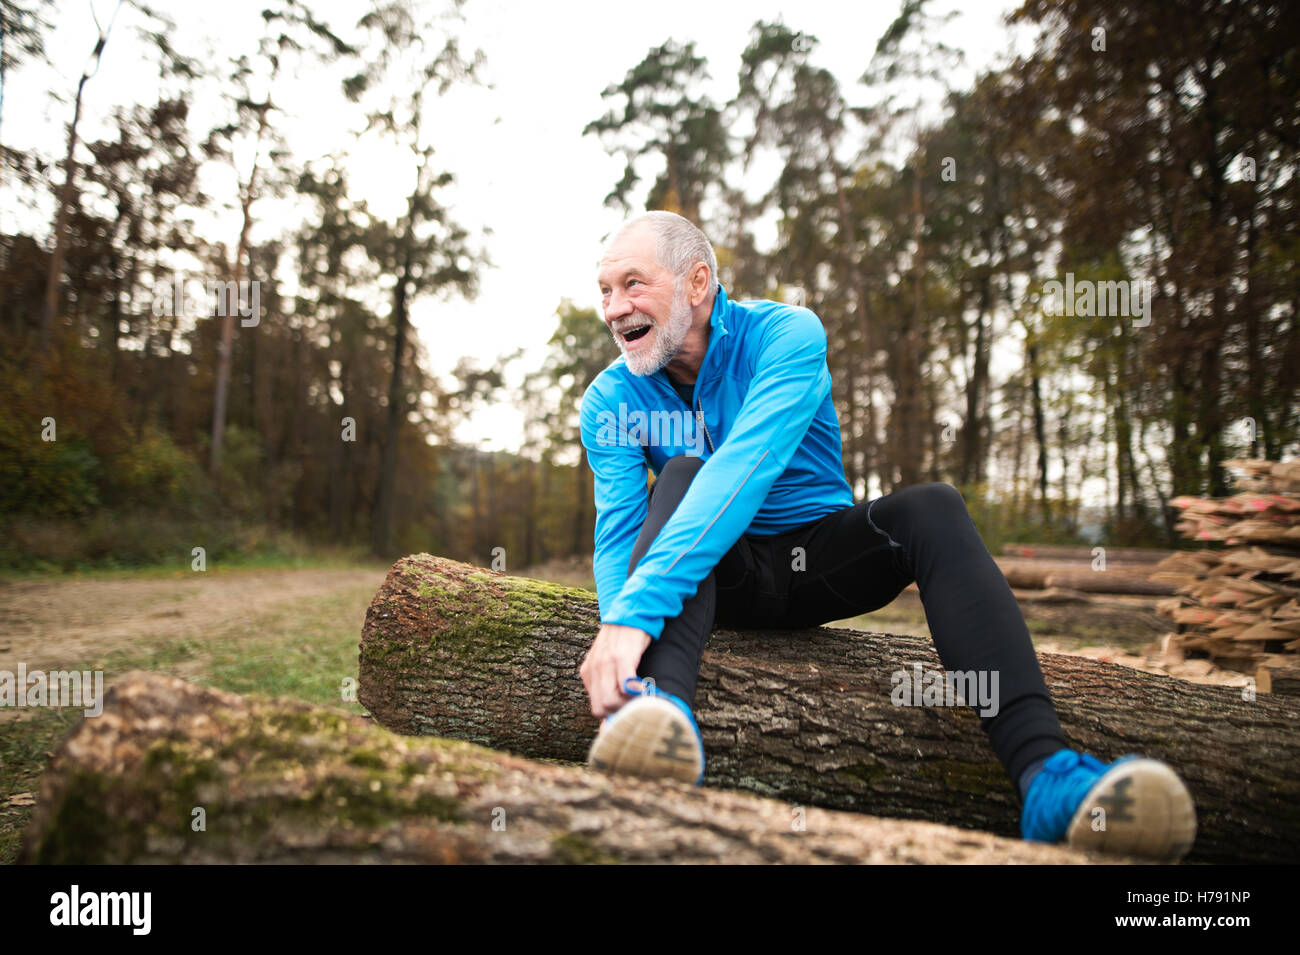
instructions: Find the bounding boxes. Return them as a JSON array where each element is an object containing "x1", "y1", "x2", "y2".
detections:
[
  {"x1": 586, "y1": 455, "x2": 741, "y2": 786},
  {"x1": 786, "y1": 482, "x2": 1196, "y2": 860}
]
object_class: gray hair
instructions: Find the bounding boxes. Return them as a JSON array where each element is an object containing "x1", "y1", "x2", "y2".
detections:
[{"x1": 612, "y1": 211, "x2": 718, "y2": 290}]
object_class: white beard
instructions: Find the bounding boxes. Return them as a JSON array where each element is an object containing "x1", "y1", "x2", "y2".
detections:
[{"x1": 612, "y1": 280, "x2": 694, "y2": 377}]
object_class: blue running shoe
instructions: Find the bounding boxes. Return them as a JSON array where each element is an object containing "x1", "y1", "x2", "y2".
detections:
[
  {"x1": 1022, "y1": 748, "x2": 1197, "y2": 861},
  {"x1": 585, "y1": 677, "x2": 705, "y2": 786}
]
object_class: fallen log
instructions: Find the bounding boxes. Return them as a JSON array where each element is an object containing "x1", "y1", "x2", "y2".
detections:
[
  {"x1": 1011, "y1": 587, "x2": 1092, "y2": 605},
  {"x1": 1003, "y1": 544, "x2": 1178, "y2": 563},
  {"x1": 1042, "y1": 569, "x2": 1175, "y2": 596},
  {"x1": 19, "y1": 671, "x2": 1114, "y2": 865},
  {"x1": 358, "y1": 555, "x2": 1300, "y2": 865},
  {"x1": 998, "y1": 560, "x2": 1176, "y2": 595}
]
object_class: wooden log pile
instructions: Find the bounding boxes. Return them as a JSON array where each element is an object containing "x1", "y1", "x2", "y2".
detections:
[{"x1": 1152, "y1": 459, "x2": 1300, "y2": 684}]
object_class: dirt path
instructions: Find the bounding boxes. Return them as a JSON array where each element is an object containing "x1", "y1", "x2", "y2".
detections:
[
  {"x1": 0, "y1": 563, "x2": 1250, "y2": 696},
  {"x1": 0, "y1": 567, "x2": 388, "y2": 675}
]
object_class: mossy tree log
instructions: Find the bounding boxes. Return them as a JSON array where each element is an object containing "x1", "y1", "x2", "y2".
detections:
[
  {"x1": 20, "y1": 671, "x2": 1118, "y2": 864},
  {"x1": 358, "y1": 555, "x2": 1300, "y2": 865}
]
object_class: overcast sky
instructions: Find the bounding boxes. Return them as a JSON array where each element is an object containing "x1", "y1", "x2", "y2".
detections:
[{"x1": 8, "y1": 0, "x2": 1027, "y2": 451}]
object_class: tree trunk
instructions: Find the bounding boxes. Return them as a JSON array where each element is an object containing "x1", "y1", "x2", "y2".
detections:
[
  {"x1": 211, "y1": 101, "x2": 269, "y2": 474},
  {"x1": 372, "y1": 243, "x2": 414, "y2": 558},
  {"x1": 961, "y1": 273, "x2": 991, "y2": 486},
  {"x1": 358, "y1": 555, "x2": 1300, "y2": 864},
  {"x1": 570, "y1": 462, "x2": 589, "y2": 556},
  {"x1": 1025, "y1": 337, "x2": 1050, "y2": 521},
  {"x1": 835, "y1": 174, "x2": 876, "y2": 495},
  {"x1": 40, "y1": 64, "x2": 92, "y2": 357},
  {"x1": 19, "y1": 671, "x2": 1107, "y2": 865},
  {"x1": 898, "y1": 150, "x2": 925, "y2": 487},
  {"x1": 40, "y1": 2, "x2": 128, "y2": 350}
]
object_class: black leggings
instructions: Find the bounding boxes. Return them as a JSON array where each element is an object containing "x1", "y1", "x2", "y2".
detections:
[{"x1": 629, "y1": 455, "x2": 1068, "y2": 788}]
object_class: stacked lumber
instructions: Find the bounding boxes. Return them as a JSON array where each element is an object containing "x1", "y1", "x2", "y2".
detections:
[{"x1": 1153, "y1": 459, "x2": 1300, "y2": 685}]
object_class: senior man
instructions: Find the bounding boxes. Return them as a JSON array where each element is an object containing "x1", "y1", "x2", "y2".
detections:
[{"x1": 577, "y1": 210, "x2": 1196, "y2": 861}]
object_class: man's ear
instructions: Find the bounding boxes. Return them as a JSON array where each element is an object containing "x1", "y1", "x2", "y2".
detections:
[{"x1": 688, "y1": 263, "x2": 711, "y2": 307}]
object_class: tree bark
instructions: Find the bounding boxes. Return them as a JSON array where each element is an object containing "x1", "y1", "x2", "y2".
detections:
[
  {"x1": 19, "y1": 671, "x2": 1109, "y2": 865},
  {"x1": 358, "y1": 555, "x2": 1300, "y2": 865}
]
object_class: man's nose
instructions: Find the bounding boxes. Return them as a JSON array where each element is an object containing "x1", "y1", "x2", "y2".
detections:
[{"x1": 604, "y1": 286, "x2": 634, "y2": 322}]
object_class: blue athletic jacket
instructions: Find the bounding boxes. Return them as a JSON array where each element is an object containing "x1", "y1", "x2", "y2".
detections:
[{"x1": 579, "y1": 281, "x2": 854, "y2": 639}]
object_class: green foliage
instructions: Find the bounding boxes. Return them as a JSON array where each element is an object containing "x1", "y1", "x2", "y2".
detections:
[
  {"x1": 0, "y1": 426, "x2": 100, "y2": 517},
  {"x1": 958, "y1": 483, "x2": 1089, "y2": 554},
  {"x1": 102, "y1": 426, "x2": 198, "y2": 508},
  {"x1": 0, "y1": 512, "x2": 310, "y2": 571},
  {"x1": 583, "y1": 38, "x2": 730, "y2": 219}
]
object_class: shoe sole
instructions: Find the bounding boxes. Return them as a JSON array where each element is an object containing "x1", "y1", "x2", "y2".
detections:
[
  {"x1": 1065, "y1": 758, "x2": 1197, "y2": 861},
  {"x1": 586, "y1": 697, "x2": 703, "y2": 785}
]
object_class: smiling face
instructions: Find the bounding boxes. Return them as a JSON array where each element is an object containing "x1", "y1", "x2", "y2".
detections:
[{"x1": 597, "y1": 224, "x2": 694, "y2": 377}]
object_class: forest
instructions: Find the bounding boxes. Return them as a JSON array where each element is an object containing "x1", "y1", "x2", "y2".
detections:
[{"x1": 1, "y1": 0, "x2": 1296, "y2": 571}]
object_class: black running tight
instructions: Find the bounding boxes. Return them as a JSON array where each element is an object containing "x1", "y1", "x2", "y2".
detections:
[{"x1": 627, "y1": 455, "x2": 1069, "y2": 789}]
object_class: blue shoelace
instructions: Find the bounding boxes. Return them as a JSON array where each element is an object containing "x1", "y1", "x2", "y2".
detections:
[
  {"x1": 615, "y1": 677, "x2": 705, "y2": 785},
  {"x1": 1021, "y1": 748, "x2": 1113, "y2": 842}
]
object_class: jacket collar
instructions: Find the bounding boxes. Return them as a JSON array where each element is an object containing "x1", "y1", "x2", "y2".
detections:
[
  {"x1": 709, "y1": 281, "x2": 730, "y2": 336},
  {"x1": 697, "y1": 280, "x2": 729, "y2": 378},
  {"x1": 640, "y1": 281, "x2": 730, "y2": 391}
]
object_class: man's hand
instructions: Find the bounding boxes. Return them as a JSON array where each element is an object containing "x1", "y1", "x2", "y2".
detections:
[{"x1": 580, "y1": 623, "x2": 653, "y2": 718}]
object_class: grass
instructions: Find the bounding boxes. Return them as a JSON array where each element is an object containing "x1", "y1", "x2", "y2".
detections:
[
  {"x1": 0, "y1": 550, "x2": 389, "y2": 583},
  {"x1": 95, "y1": 582, "x2": 379, "y2": 703},
  {"x1": 0, "y1": 708, "x2": 74, "y2": 865},
  {"x1": 0, "y1": 576, "x2": 379, "y2": 864}
]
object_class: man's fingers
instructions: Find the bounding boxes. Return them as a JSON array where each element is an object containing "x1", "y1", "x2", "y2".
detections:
[
  {"x1": 584, "y1": 627, "x2": 650, "y2": 718},
  {"x1": 592, "y1": 653, "x2": 618, "y2": 717},
  {"x1": 604, "y1": 657, "x2": 627, "y2": 714}
]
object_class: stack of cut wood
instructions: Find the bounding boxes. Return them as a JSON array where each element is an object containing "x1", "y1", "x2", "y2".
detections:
[{"x1": 1152, "y1": 458, "x2": 1300, "y2": 688}]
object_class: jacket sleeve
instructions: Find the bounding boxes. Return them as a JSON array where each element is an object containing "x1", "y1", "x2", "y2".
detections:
[
  {"x1": 580, "y1": 380, "x2": 649, "y2": 622},
  {"x1": 600, "y1": 305, "x2": 831, "y2": 639}
]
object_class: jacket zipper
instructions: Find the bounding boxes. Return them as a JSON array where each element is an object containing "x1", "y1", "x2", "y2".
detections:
[
  {"x1": 649, "y1": 374, "x2": 716, "y2": 454},
  {"x1": 690, "y1": 289, "x2": 726, "y2": 454},
  {"x1": 694, "y1": 397, "x2": 715, "y2": 453},
  {"x1": 651, "y1": 287, "x2": 725, "y2": 455}
]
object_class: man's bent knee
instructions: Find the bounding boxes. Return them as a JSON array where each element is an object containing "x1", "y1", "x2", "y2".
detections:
[
  {"x1": 648, "y1": 455, "x2": 707, "y2": 507},
  {"x1": 889, "y1": 482, "x2": 967, "y2": 513},
  {"x1": 872, "y1": 482, "x2": 973, "y2": 539},
  {"x1": 658, "y1": 454, "x2": 706, "y2": 481},
  {"x1": 630, "y1": 455, "x2": 708, "y2": 575}
]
